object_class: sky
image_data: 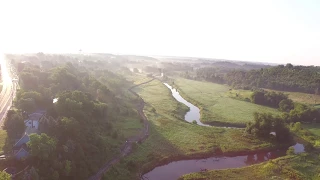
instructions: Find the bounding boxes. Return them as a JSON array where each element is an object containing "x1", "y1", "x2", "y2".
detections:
[{"x1": 0, "y1": 0, "x2": 320, "y2": 65}]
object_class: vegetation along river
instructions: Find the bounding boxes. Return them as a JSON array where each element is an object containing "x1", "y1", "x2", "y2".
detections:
[{"x1": 142, "y1": 83, "x2": 305, "y2": 180}]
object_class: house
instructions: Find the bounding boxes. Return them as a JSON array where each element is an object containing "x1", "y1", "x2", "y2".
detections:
[
  {"x1": 24, "y1": 111, "x2": 46, "y2": 134},
  {"x1": 13, "y1": 110, "x2": 46, "y2": 160},
  {"x1": 13, "y1": 134, "x2": 30, "y2": 160},
  {"x1": 14, "y1": 147, "x2": 29, "y2": 160}
]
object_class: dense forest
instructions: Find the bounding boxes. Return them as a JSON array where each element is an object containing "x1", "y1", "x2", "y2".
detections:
[
  {"x1": 2, "y1": 54, "x2": 141, "y2": 179},
  {"x1": 196, "y1": 63, "x2": 320, "y2": 94}
]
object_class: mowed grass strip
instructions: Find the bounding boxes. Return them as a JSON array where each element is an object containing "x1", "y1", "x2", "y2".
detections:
[
  {"x1": 174, "y1": 78, "x2": 280, "y2": 126},
  {"x1": 103, "y1": 80, "x2": 278, "y2": 180}
]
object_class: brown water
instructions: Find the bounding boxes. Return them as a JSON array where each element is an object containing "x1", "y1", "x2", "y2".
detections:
[{"x1": 142, "y1": 143, "x2": 304, "y2": 180}]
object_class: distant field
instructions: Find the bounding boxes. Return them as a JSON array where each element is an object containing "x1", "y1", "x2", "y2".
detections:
[
  {"x1": 302, "y1": 123, "x2": 320, "y2": 136},
  {"x1": 264, "y1": 89, "x2": 320, "y2": 105},
  {"x1": 179, "y1": 153, "x2": 320, "y2": 180},
  {"x1": 104, "y1": 80, "x2": 279, "y2": 180},
  {"x1": 124, "y1": 73, "x2": 153, "y2": 85},
  {"x1": 174, "y1": 78, "x2": 281, "y2": 126}
]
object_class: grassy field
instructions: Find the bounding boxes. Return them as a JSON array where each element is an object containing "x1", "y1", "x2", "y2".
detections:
[
  {"x1": 124, "y1": 73, "x2": 153, "y2": 85},
  {"x1": 179, "y1": 152, "x2": 320, "y2": 180},
  {"x1": 264, "y1": 89, "x2": 320, "y2": 105},
  {"x1": 173, "y1": 78, "x2": 281, "y2": 126},
  {"x1": 103, "y1": 80, "x2": 287, "y2": 180}
]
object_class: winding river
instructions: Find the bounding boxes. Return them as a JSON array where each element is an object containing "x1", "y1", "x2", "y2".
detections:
[
  {"x1": 142, "y1": 83, "x2": 305, "y2": 180},
  {"x1": 163, "y1": 83, "x2": 209, "y2": 126}
]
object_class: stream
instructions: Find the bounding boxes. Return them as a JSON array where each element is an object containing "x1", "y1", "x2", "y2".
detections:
[
  {"x1": 142, "y1": 83, "x2": 305, "y2": 180},
  {"x1": 163, "y1": 83, "x2": 209, "y2": 126}
]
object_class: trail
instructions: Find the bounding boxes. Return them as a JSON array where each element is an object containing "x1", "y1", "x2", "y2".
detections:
[{"x1": 88, "y1": 78, "x2": 154, "y2": 180}]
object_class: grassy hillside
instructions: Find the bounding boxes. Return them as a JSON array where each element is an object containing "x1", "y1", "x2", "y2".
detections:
[
  {"x1": 174, "y1": 78, "x2": 281, "y2": 126},
  {"x1": 103, "y1": 80, "x2": 286, "y2": 180},
  {"x1": 179, "y1": 152, "x2": 320, "y2": 180}
]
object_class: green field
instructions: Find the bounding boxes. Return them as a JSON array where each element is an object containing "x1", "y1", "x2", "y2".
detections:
[
  {"x1": 174, "y1": 78, "x2": 281, "y2": 126},
  {"x1": 103, "y1": 80, "x2": 286, "y2": 180},
  {"x1": 302, "y1": 124, "x2": 320, "y2": 137},
  {"x1": 179, "y1": 152, "x2": 320, "y2": 180},
  {"x1": 264, "y1": 89, "x2": 320, "y2": 105}
]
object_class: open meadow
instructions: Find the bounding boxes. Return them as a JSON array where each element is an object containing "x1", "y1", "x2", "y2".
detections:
[{"x1": 173, "y1": 78, "x2": 281, "y2": 126}]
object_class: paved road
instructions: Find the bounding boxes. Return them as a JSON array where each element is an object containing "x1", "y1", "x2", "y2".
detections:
[
  {"x1": 88, "y1": 78, "x2": 154, "y2": 180},
  {"x1": 0, "y1": 54, "x2": 15, "y2": 127}
]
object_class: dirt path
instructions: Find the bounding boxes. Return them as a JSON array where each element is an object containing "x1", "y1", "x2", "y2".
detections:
[{"x1": 88, "y1": 78, "x2": 154, "y2": 180}]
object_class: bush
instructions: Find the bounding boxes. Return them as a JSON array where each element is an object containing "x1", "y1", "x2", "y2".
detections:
[{"x1": 286, "y1": 147, "x2": 295, "y2": 155}]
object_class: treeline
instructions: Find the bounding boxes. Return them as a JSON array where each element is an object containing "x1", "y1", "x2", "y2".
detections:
[
  {"x1": 250, "y1": 90, "x2": 292, "y2": 110},
  {"x1": 249, "y1": 90, "x2": 320, "y2": 123},
  {"x1": 196, "y1": 63, "x2": 320, "y2": 94},
  {"x1": 3, "y1": 54, "x2": 141, "y2": 179}
]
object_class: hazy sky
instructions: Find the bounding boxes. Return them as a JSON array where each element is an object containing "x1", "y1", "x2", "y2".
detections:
[{"x1": 1, "y1": 0, "x2": 320, "y2": 65}]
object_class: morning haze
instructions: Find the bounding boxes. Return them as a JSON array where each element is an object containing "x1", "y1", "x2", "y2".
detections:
[{"x1": 0, "y1": 0, "x2": 319, "y2": 180}]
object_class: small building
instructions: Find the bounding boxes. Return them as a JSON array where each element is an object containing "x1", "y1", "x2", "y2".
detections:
[
  {"x1": 13, "y1": 134, "x2": 30, "y2": 149},
  {"x1": 14, "y1": 147, "x2": 29, "y2": 160},
  {"x1": 12, "y1": 110, "x2": 46, "y2": 160},
  {"x1": 13, "y1": 134, "x2": 30, "y2": 160},
  {"x1": 24, "y1": 111, "x2": 46, "y2": 133}
]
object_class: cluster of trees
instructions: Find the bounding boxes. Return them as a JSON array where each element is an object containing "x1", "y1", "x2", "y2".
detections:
[
  {"x1": 3, "y1": 54, "x2": 141, "y2": 179},
  {"x1": 282, "y1": 103, "x2": 320, "y2": 123},
  {"x1": 195, "y1": 63, "x2": 320, "y2": 94},
  {"x1": 224, "y1": 64, "x2": 320, "y2": 94},
  {"x1": 250, "y1": 90, "x2": 293, "y2": 110},
  {"x1": 245, "y1": 112, "x2": 291, "y2": 142},
  {"x1": 246, "y1": 103, "x2": 320, "y2": 142}
]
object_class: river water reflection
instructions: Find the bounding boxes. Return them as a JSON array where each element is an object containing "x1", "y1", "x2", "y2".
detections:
[{"x1": 143, "y1": 143, "x2": 304, "y2": 180}]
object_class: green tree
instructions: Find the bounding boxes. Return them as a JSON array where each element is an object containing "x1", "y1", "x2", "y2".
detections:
[
  {"x1": 19, "y1": 98, "x2": 36, "y2": 113},
  {"x1": 0, "y1": 171, "x2": 11, "y2": 180},
  {"x1": 3, "y1": 110, "x2": 25, "y2": 138},
  {"x1": 279, "y1": 99, "x2": 294, "y2": 112},
  {"x1": 29, "y1": 166, "x2": 39, "y2": 180},
  {"x1": 286, "y1": 147, "x2": 295, "y2": 155},
  {"x1": 64, "y1": 160, "x2": 72, "y2": 176},
  {"x1": 292, "y1": 122, "x2": 301, "y2": 131},
  {"x1": 273, "y1": 117, "x2": 291, "y2": 142},
  {"x1": 27, "y1": 133, "x2": 57, "y2": 160}
]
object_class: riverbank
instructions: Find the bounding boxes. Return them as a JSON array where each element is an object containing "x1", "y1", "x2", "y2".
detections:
[
  {"x1": 179, "y1": 152, "x2": 320, "y2": 180},
  {"x1": 103, "y1": 80, "x2": 290, "y2": 180}
]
